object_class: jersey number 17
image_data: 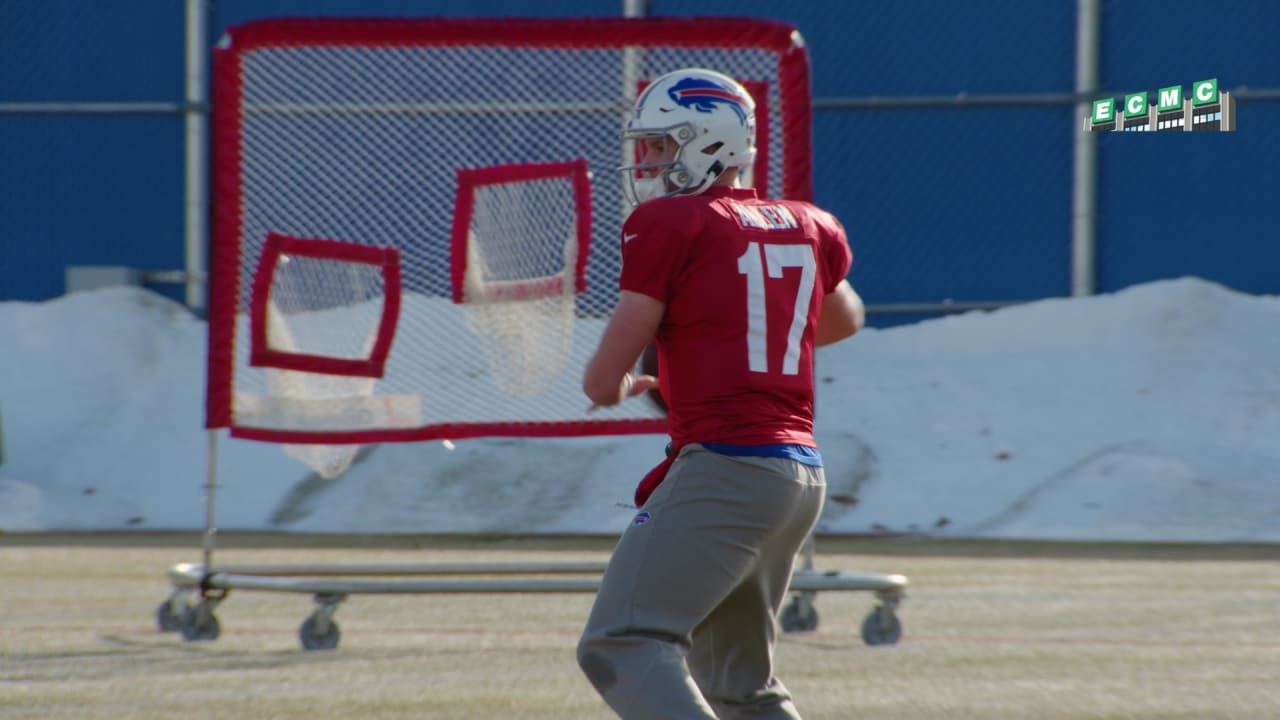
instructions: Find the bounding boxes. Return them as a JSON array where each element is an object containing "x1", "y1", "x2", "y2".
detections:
[{"x1": 737, "y1": 241, "x2": 816, "y2": 377}]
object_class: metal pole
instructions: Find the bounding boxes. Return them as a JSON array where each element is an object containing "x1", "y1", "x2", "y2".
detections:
[
  {"x1": 620, "y1": 0, "x2": 646, "y2": 235},
  {"x1": 621, "y1": 0, "x2": 646, "y2": 164},
  {"x1": 1071, "y1": 0, "x2": 1101, "y2": 297},
  {"x1": 201, "y1": 430, "x2": 219, "y2": 578},
  {"x1": 185, "y1": 0, "x2": 211, "y2": 312},
  {"x1": 0, "y1": 101, "x2": 186, "y2": 115}
]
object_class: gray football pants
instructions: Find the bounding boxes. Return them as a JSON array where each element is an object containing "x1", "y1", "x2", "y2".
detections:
[{"x1": 578, "y1": 444, "x2": 826, "y2": 719}]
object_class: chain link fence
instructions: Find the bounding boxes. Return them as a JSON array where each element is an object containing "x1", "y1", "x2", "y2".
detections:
[{"x1": 3, "y1": 0, "x2": 1278, "y2": 326}]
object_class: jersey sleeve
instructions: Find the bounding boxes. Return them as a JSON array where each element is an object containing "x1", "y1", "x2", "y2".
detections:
[
  {"x1": 617, "y1": 200, "x2": 696, "y2": 303},
  {"x1": 814, "y1": 208, "x2": 853, "y2": 294}
]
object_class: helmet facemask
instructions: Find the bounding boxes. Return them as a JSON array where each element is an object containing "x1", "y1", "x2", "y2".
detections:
[{"x1": 620, "y1": 123, "x2": 699, "y2": 207}]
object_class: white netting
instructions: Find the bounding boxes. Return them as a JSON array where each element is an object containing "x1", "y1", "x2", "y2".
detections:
[
  {"x1": 212, "y1": 19, "x2": 806, "y2": 451},
  {"x1": 461, "y1": 171, "x2": 581, "y2": 398},
  {"x1": 261, "y1": 252, "x2": 388, "y2": 359},
  {"x1": 263, "y1": 300, "x2": 373, "y2": 478}
]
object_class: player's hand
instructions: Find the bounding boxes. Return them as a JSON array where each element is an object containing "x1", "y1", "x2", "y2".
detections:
[
  {"x1": 628, "y1": 373, "x2": 659, "y2": 397},
  {"x1": 586, "y1": 373, "x2": 659, "y2": 413}
]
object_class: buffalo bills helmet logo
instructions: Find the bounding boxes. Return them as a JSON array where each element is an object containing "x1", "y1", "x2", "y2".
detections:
[{"x1": 666, "y1": 77, "x2": 750, "y2": 125}]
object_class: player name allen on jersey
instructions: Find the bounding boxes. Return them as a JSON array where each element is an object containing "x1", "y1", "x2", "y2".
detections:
[{"x1": 730, "y1": 202, "x2": 799, "y2": 231}]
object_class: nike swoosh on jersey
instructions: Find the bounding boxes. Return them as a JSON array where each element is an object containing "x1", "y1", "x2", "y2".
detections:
[{"x1": 623, "y1": 233, "x2": 640, "y2": 243}]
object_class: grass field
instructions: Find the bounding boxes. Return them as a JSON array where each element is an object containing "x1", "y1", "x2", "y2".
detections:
[{"x1": 1, "y1": 533, "x2": 1277, "y2": 719}]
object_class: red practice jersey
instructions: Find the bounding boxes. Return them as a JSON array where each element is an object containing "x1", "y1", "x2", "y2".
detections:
[{"x1": 619, "y1": 186, "x2": 853, "y2": 447}]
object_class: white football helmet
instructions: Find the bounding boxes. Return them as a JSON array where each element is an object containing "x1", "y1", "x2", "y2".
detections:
[{"x1": 619, "y1": 68, "x2": 757, "y2": 206}]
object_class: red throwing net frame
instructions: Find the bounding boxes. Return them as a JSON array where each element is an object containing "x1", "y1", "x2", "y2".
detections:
[{"x1": 205, "y1": 16, "x2": 814, "y2": 450}]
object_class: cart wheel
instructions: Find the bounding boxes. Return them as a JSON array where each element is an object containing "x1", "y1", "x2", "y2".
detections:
[
  {"x1": 180, "y1": 605, "x2": 221, "y2": 642},
  {"x1": 861, "y1": 606, "x2": 902, "y2": 646},
  {"x1": 780, "y1": 596, "x2": 819, "y2": 633},
  {"x1": 300, "y1": 613, "x2": 341, "y2": 651},
  {"x1": 156, "y1": 598, "x2": 183, "y2": 632}
]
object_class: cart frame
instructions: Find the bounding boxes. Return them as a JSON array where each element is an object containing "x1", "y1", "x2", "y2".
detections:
[{"x1": 159, "y1": 432, "x2": 908, "y2": 649}]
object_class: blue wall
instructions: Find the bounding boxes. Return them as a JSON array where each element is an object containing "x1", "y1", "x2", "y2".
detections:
[
  {"x1": 1096, "y1": 1, "x2": 1280, "y2": 296},
  {"x1": 3, "y1": 0, "x2": 1277, "y2": 320},
  {"x1": 1, "y1": 1, "x2": 187, "y2": 302}
]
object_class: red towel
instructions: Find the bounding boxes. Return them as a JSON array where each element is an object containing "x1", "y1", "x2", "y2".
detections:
[{"x1": 634, "y1": 445, "x2": 680, "y2": 507}]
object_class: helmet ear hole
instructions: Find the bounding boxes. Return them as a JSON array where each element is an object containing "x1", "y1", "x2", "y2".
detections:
[{"x1": 700, "y1": 141, "x2": 724, "y2": 156}]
